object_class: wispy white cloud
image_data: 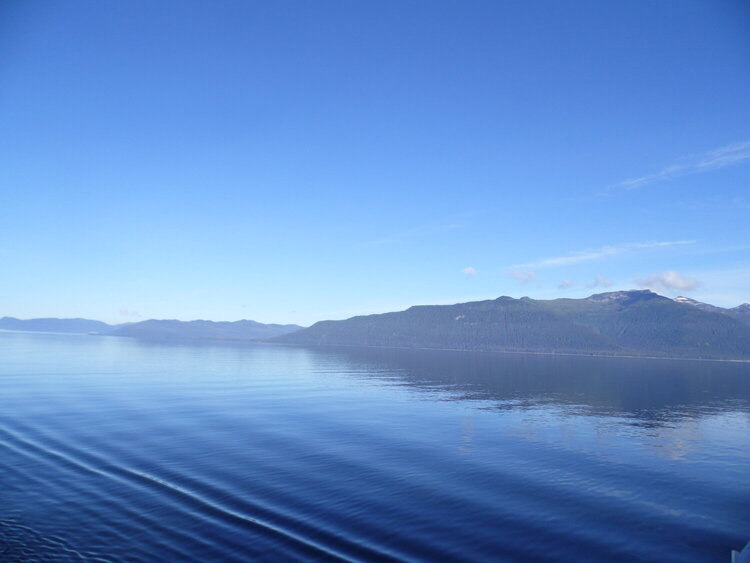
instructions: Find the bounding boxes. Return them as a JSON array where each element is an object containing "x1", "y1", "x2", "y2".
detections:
[
  {"x1": 586, "y1": 275, "x2": 614, "y2": 289},
  {"x1": 558, "y1": 279, "x2": 575, "y2": 290},
  {"x1": 509, "y1": 270, "x2": 536, "y2": 283},
  {"x1": 369, "y1": 222, "x2": 462, "y2": 246},
  {"x1": 638, "y1": 270, "x2": 700, "y2": 292},
  {"x1": 119, "y1": 308, "x2": 142, "y2": 318},
  {"x1": 611, "y1": 141, "x2": 750, "y2": 191},
  {"x1": 514, "y1": 240, "x2": 694, "y2": 270},
  {"x1": 462, "y1": 266, "x2": 477, "y2": 276}
]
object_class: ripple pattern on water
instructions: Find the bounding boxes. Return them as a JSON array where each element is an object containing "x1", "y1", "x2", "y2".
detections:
[{"x1": 1, "y1": 332, "x2": 749, "y2": 562}]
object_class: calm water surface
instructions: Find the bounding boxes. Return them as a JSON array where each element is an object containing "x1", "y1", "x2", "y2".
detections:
[{"x1": 1, "y1": 331, "x2": 749, "y2": 562}]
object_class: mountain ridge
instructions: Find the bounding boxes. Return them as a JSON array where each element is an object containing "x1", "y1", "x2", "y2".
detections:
[
  {"x1": 107, "y1": 319, "x2": 302, "y2": 341},
  {"x1": 273, "y1": 290, "x2": 750, "y2": 361},
  {"x1": 0, "y1": 316, "x2": 302, "y2": 342},
  {"x1": 0, "y1": 317, "x2": 116, "y2": 334},
  {"x1": 5, "y1": 290, "x2": 750, "y2": 356},
  {"x1": 673, "y1": 295, "x2": 750, "y2": 324}
]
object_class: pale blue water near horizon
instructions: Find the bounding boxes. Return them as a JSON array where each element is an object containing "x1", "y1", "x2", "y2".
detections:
[{"x1": 1, "y1": 331, "x2": 749, "y2": 562}]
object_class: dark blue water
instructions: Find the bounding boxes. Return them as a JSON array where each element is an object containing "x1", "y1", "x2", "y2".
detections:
[{"x1": 1, "y1": 331, "x2": 749, "y2": 562}]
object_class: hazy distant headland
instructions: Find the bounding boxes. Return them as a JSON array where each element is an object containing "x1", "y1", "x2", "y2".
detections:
[
  {"x1": 0, "y1": 317, "x2": 114, "y2": 334},
  {"x1": 273, "y1": 290, "x2": 750, "y2": 361},
  {"x1": 4, "y1": 290, "x2": 750, "y2": 359},
  {"x1": 107, "y1": 319, "x2": 303, "y2": 342},
  {"x1": 0, "y1": 317, "x2": 302, "y2": 342}
]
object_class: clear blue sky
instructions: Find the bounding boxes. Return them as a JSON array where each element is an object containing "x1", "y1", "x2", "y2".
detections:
[{"x1": 2, "y1": 1, "x2": 749, "y2": 325}]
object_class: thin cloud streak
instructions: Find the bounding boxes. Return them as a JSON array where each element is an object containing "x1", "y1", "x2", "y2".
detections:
[
  {"x1": 586, "y1": 275, "x2": 614, "y2": 289},
  {"x1": 611, "y1": 141, "x2": 750, "y2": 191},
  {"x1": 368, "y1": 222, "x2": 462, "y2": 246},
  {"x1": 514, "y1": 240, "x2": 695, "y2": 270},
  {"x1": 509, "y1": 270, "x2": 536, "y2": 283}
]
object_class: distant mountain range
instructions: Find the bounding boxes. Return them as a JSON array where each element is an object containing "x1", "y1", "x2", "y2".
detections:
[
  {"x1": 0, "y1": 317, "x2": 301, "y2": 342},
  {"x1": 4, "y1": 291, "x2": 750, "y2": 359},
  {"x1": 0, "y1": 317, "x2": 115, "y2": 334},
  {"x1": 274, "y1": 291, "x2": 750, "y2": 361},
  {"x1": 107, "y1": 319, "x2": 302, "y2": 341}
]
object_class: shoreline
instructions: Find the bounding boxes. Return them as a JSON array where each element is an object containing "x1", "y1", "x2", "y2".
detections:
[
  {"x1": 3, "y1": 329, "x2": 749, "y2": 364},
  {"x1": 269, "y1": 340, "x2": 750, "y2": 364}
]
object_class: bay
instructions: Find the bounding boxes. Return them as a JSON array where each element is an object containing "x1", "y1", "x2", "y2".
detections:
[{"x1": 1, "y1": 331, "x2": 749, "y2": 562}]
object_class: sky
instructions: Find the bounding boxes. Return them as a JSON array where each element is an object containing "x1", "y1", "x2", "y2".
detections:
[{"x1": 1, "y1": 0, "x2": 749, "y2": 326}]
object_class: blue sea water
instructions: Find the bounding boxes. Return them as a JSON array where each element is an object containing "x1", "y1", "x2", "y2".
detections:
[{"x1": 1, "y1": 331, "x2": 749, "y2": 562}]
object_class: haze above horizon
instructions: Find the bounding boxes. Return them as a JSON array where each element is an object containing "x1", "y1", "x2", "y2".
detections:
[{"x1": 2, "y1": 1, "x2": 749, "y2": 325}]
